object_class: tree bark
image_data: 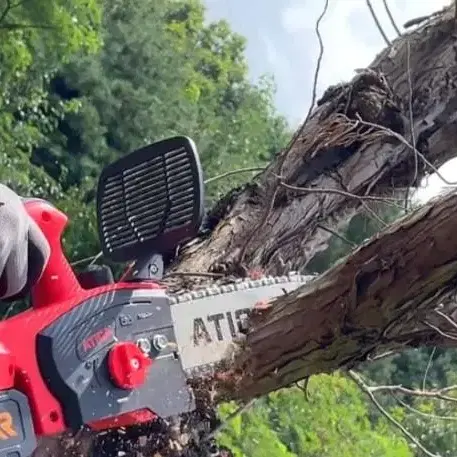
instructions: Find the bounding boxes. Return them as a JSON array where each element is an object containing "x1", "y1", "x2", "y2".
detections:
[{"x1": 206, "y1": 189, "x2": 457, "y2": 402}]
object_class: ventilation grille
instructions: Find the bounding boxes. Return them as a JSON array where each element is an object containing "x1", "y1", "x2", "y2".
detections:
[{"x1": 98, "y1": 146, "x2": 196, "y2": 256}]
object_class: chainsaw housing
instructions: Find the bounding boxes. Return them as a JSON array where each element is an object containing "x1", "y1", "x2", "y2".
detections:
[
  {"x1": 36, "y1": 288, "x2": 194, "y2": 429},
  {"x1": 0, "y1": 135, "x2": 315, "y2": 457}
]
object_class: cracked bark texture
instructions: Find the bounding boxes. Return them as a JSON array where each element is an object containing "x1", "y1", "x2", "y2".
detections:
[
  {"x1": 33, "y1": 5, "x2": 457, "y2": 457},
  {"x1": 172, "y1": 7, "x2": 457, "y2": 278},
  {"x1": 211, "y1": 190, "x2": 457, "y2": 402}
]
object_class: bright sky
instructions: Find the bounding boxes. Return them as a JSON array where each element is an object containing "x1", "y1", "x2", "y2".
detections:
[{"x1": 281, "y1": 1, "x2": 449, "y2": 104}]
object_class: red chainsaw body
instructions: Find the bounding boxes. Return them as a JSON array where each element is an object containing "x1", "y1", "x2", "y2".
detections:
[{"x1": 0, "y1": 200, "x2": 161, "y2": 437}]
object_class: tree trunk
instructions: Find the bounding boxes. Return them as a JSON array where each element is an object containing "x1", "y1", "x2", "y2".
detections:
[{"x1": 35, "y1": 5, "x2": 457, "y2": 457}]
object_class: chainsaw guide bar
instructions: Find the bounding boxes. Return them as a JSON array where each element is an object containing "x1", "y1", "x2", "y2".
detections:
[{"x1": 168, "y1": 272, "x2": 316, "y2": 376}]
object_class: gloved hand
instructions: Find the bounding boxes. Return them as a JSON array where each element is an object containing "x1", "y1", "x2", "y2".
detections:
[{"x1": 0, "y1": 184, "x2": 50, "y2": 300}]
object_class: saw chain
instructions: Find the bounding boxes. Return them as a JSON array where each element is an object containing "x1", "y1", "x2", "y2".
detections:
[
  {"x1": 168, "y1": 271, "x2": 314, "y2": 303},
  {"x1": 168, "y1": 271, "x2": 316, "y2": 378}
]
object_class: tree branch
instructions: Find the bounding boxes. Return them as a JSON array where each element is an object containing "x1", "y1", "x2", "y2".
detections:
[
  {"x1": 382, "y1": 0, "x2": 401, "y2": 36},
  {"x1": 202, "y1": 188, "x2": 457, "y2": 402},
  {"x1": 348, "y1": 370, "x2": 440, "y2": 457},
  {"x1": 365, "y1": 0, "x2": 391, "y2": 45}
]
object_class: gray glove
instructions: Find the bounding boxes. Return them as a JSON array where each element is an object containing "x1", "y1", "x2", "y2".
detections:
[{"x1": 0, "y1": 184, "x2": 50, "y2": 300}]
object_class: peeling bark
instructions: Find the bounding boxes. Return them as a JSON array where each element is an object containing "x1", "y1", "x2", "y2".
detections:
[{"x1": 172, "y1": 7, "x2": 457, "y2": 278}]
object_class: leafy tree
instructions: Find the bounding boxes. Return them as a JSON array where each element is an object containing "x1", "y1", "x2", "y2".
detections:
[
  {"x1": 0, "y1": 0, "x2": 101, "y2": 197},
  {"x1": 165, "y1": 2, "x2": 290, "y2": 198},
  {"x1": 397, "y1": 396, "x2": 457, "y2": 456},
  {"x1": 218, "y1": 374, "x2": 413, "y2": 457},
  {"x1": 0, "y1": 0, "x2": 102, "y2": 319},
  {"x1": 31, "y1": 0, "x2": 289, "y2": 203}
]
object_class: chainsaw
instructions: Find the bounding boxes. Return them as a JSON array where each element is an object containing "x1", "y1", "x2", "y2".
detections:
[{"x1": 0, "y1": 136, "x2": 314, "y2": 457}]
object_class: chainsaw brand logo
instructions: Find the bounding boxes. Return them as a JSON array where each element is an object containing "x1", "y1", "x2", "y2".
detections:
[
  {"x1": 0, "y1": 412, "x2": 17, "y2": 440},
  {"x1": 193, "y1": 308, "x2": 251, "y2": 346},
  {"x1": 80, "y1": 327, "x2": 114, "y2": 355}
]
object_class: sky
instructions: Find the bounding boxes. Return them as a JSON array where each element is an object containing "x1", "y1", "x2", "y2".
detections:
[{"x1": 203, "y1": 0, "x2": 456, "y2": 202}]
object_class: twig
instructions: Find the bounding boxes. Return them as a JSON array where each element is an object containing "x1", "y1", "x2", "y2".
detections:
[
  {"x1": 435, "y1": 309, "x2": 457, "y2": 331},
  {"x1": 295, "y1": 378, "x2": 311, "y2": 401},
  {"x1": 277, "y1": 181, "x2": 403, "y2": 204},
  {"x1": 348, "y1": 370, "x2": 440, "y2": 457},
  {"x1": 424, "y1": 320, "x2": 457, "y2": 342},
  {"x1": 0, "y1": 0, "x2": 11, "y2": 23},
  {"x1": 366, "y1": 383, "x2": 457, "y2": 401},
  {"x1": 382, "y1": 0, "x2": 401, "y2": 36},
  {"x1": 393, "y1": 394, "x2": 457, "y2": 421},
  {"x1": 366, "y1": 349, "x2": 398, "y2": 362},
  {"x1": 202, "y1": 164, "x2": 405, "y2": 207},
  {"x1": 404, "y1": 39, "x2": 417, "y2": 212},
  {"x1": 204, "y1": 167, "x2": 266, "y2": 185},
  {"x1": 203, "y1": 399, "x2": 256, "y2": 442},
  {"x1": 361, "y1": 200, "x2": 389, "y2": 228},
  {"x1": 3, "y1": 302, "x2": 17, "y2": 319},
  {"x1": 349, "y1": 114, "x2": 457, "y2": 186},
  {"x1": 70, "y1": 251, "x2": 102, "y2": 268},
  {"x1": 365, "y1": 0, "x2": 391, "y2": 46},
  {"x1": 278, "y1": 179, "x2": 391, "y2": 227},
  {"x1": 404, "y1": 12, "x2": 440, "y2": 29},
  {"x1": 277, "y1": 0, "x2": 329, "y2": 176},
  {"x1": 317, "y1": 223, "x2": 357, "y2": 247},
  {"x1": 422, "y1": 346, "x2": 437, "y2": 391},
  {"x1": 304, "y1": 0, "x2": 328, "y2": 126},
  {"x1": 0, "y1": 0, "x2": 26, "y2": 24}
]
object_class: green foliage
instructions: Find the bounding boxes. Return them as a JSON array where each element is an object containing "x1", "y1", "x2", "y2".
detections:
[
  {"x1": 0, "y1": 0, "x2": 102, "y2": 315},
  {"x1": 0, "y1": 0, "x2": 101, "y2": 200},
  {"x1": 398, "y1": 397, "x2": 457, "y2": 455},
  {"x1": 217, "y1": 374, "x2": 413, "y2": 457},
  {"x1": 32, "y1": 0, "x2": 289, "y2": 203},
  {"x1": 361, "y1": 348, "x2": 457, "y2": 456}
]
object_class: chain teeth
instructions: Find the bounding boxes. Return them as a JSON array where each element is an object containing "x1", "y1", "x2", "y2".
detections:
[{"x1": 168, "y1": 272, "x2": 316, "y2": 305}]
